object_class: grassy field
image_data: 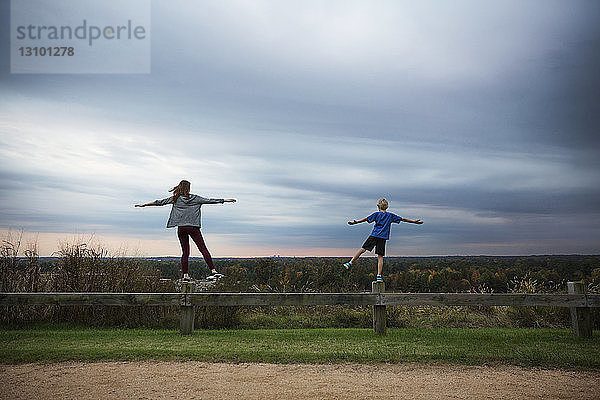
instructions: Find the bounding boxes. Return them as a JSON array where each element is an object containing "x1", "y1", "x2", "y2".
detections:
[{"x1": 1, "y1": 326, "x2": 599, "y2": 370}]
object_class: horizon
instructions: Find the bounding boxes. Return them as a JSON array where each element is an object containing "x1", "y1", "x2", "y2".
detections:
[
  {"x1": 31, "y1": 254, "x2": 600, "y2": 260},
  {"x1": 4, "y1": 228, "x2": 599, "y2": 259},
  {"x1": 2, "y1": 1, "x2": 600, "y2": 258}
]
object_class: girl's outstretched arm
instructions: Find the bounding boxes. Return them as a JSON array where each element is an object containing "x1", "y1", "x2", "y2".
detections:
[
  {"x1": 348, "y1": 217, "x2": 368, "y2": 225},
  {"x1": 134, "y1": 202, "x2": 156, "y2": 207},
  {"x1": 136, "y1": 197, "x2": 173, "y2": 207},
  {"x1": 193, "y1": 197, "x2": 237, "y2": 205}
]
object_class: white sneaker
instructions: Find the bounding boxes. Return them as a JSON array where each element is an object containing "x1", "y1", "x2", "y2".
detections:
[{"x1": 207, "y1": 272, "x2": 224, "y2": 281}]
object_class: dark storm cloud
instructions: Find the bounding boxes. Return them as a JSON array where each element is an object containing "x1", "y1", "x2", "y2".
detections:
[{"x1": 265, "y1": 176, "x2": 600, "y2": 215}]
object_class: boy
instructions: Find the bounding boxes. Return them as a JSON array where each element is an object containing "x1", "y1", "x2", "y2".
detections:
[{"x1": 343, "y1": 198, "x2": 423, "y2": 282}]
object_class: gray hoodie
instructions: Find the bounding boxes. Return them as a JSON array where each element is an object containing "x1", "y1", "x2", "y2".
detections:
[{"x1": 153, "y1": 194, "x2": 224, "y2": 228}]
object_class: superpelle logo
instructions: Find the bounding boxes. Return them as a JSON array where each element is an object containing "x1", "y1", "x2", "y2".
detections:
[{"x1": 10, "y1": 0, "x2": 151, "y2": 74}]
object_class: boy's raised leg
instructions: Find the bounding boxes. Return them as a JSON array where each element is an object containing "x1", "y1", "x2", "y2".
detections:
[
  {"x1": 353, "y1": 248, "x2": 367, "y2": 262},
  {"x1": 344, "y1": 248, "x2": 366, "y2": 269}
]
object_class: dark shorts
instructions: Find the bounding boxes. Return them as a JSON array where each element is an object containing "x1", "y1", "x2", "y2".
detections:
[{"x1": 362, "y1": 236, "x2": 387, "y2": 256}]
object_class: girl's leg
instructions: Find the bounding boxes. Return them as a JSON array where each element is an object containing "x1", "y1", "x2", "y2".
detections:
[
  {"x1": 177, "y1": 227, "x2": 191, "y2": 275},
  {"x1": 189, "y1": 227, "x2": 215, "y2": 271},
  {"x1": 377, "y1": 254, "x2": 384, "y2": 276}
]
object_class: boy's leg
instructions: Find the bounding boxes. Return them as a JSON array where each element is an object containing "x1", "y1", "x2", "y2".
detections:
[
  {"x1": 351, "y1": 248, "x2": 366, "y2": 263},
  {"x1": 377, "y1": 254, "x2": 384, "y2": 276},
  {"x1": 346, "y1": 237, "x2": 377, "y2": 269},
  {"x1": 344, "y1": 248, "x2": 366, "y2": 269},
  {"x1": 375, "y1": 238, "x2": 385, "y2": 279}
]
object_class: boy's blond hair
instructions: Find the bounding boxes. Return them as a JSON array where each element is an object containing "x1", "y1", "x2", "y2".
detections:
[{"x1": 377, "y1": 198, "x2": 389, "y2": 210}]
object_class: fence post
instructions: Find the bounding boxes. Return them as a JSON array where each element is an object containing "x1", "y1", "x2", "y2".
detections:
[
  {"x1": 568, "y1": 281, "x2": 592, "y2": 338},
  {"x1": 180, "y1": 281, "x2": 196, "y2": 335},
  {"x1": 372, "y1": 280, "x2": 386, "y2": 335}
]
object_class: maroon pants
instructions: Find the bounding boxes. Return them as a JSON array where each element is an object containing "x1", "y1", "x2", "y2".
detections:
[{"x1": 177, "y1": 226, "x2": 214, "y2": 274}]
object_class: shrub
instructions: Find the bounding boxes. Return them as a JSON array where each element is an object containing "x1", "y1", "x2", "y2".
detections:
[{"x1": 1, "y1": 236, "x2": 178, "y2": 328}]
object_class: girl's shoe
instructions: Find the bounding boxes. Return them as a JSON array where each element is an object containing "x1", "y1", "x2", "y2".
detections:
[
  {"x1": 207, "y1": 273, "x2": 224, "y2": 281},
  {"x1": 343, "y1": 262, "x2": 351, "y2": 270},
  {"x1": 376, "y1": 275, "x2": 383, "y2": 282}
]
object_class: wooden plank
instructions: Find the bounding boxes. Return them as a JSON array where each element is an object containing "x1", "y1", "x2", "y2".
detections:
[
  {"x1": 180, "y1": 306, "x2": 195, "y2": 335},
  {"x1": 379, "y1": 293, "x2": 590, "y2": 307},
  {"x1": 586, "y1": 294, "x2": 600, "y2": 307},
  {"x1": 188, "y1": 293, "x2": 377, "y2": 306},
  {"x1": 0, "y1": 292, "x2": 598, "y2": 308},
  {"x1": 180, "y1": 282, "x2": 196, "y2": 335},
  {"x1": 0, "y1": 293, "x2": 180, "y2": 306},
  {"x1": 568, "y1": 282, "x2": 592, "y2": 338},
  {"x1": 372, "y1": 281, "x2": 386, "y2": 335}
]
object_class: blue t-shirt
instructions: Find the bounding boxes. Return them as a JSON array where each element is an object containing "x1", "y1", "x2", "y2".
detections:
[{"x1": 367, "y1": 211, "x2": 402, "y2": 240}]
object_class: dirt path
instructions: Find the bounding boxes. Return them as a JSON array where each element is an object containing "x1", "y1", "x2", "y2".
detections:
[{"x1": 1, "y1": 362, "x2": 599, "y2": 400}]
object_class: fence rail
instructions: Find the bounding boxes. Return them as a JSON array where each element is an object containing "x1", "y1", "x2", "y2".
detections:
[
  {"x1": 0, "y1": 293, "x2": 181, "y2": 306},
  {"x1": 379, "y1": 293, "x2": 600, "y2": 307},
  {"x1": 1, "y1": 281, "x2": 597, "y2": 337},
  {"x1": 1, "y1": 292, "x2": 598, "y2": 308}
]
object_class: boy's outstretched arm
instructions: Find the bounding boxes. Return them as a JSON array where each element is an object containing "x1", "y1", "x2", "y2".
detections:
[
  {"x1": 348, "y1": 217, "x2": 368, "y2": 225},
  {"x1": 401, "y1": 217, "x2": 424, "y2": 224}
]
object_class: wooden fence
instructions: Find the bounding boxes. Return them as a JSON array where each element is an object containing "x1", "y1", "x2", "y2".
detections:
[{"x1": 1, "y1": 281, "x2": 597, "y2": 338}]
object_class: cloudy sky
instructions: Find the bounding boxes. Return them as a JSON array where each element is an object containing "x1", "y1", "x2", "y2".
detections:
[{"x1": 1, "y1": 1, "x2": 599, "y2": 257}]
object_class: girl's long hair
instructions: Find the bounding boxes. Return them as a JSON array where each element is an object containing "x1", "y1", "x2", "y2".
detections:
[{"x1": 169, "y1": 180, "x2": 191, "y2": 202}]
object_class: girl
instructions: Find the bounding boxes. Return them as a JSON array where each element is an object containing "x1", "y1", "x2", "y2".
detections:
[{"x1": 135, "y1": 180, "x2": 236, "y2": 280}]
